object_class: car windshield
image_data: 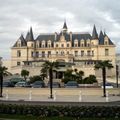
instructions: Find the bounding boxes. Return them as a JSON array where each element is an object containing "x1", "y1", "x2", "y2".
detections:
[
  {"x1": 16, "y1": 82, "x2": 25, "y2": 85},
  {"x1": 67, "y1": 81, "x2": 78, "y2": 86},
  {"x1": 34, "y1": 81, "x2": 43, "y2": 85}
]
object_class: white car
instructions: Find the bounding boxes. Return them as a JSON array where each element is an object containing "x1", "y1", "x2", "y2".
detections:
[
  {"x1": 15, "y1": 81, "x2": 27, "y2": 87},
  {"x1": 101, "y1": 83, "x2": 113, "y2": 89}
]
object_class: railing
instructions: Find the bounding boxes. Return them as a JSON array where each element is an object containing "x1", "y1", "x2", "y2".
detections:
[{"x1": 36, "y1": 54, "x2": 94, "y2": 60}]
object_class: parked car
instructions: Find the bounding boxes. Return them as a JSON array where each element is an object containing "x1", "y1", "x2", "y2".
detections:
[
  {"x1": 3, "y1": 81, "x2": 14, "y2": 87},
  {"x1": 10, "y1": 78, "x2": 25, "y2": 84},
  {"x1": 47, "y1": 82, "x2": 60, "y2": 88},
  {"x1": 32, "y1": 81, "x2": 45, "y2": 88},
  {"x1": 65, "y1": 81, "x2": 79, "y2": 88},
  {"x1": 15, "y1": 81, "x2": 31, "y2": 87},
  {"x1": 101, "y1": 83, "x2": 113, "y2": 89}
]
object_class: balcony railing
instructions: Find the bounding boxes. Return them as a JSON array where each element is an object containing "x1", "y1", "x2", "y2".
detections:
[{"x1": 36, "y1": 54, "x2": 93, "y2": 60}]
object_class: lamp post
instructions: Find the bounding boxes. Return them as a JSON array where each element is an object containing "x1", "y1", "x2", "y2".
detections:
[{"x1": 116, "y1": 65, "x2": 119, "y2": 88}]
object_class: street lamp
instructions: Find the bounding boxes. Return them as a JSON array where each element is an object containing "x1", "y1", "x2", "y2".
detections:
[{"x1": 116, "y1": 65, "x2": 119, "y2": 88}]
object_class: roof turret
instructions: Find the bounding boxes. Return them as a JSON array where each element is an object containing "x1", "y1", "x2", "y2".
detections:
[{"x1": 92, "y1": 25, "x2": 98, "y2": 39}]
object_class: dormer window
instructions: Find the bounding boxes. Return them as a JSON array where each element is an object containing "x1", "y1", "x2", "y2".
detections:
[
  {"x1": 105, "y1": 41, "x2": 108, "y2": 45},
  {"x1": 61, "y1": 44, "x2": 64, "y2": 47},
  {"x1": 67, "y1": 44, "x2": 69, "y2": 47},
  {"x1": 74, "y1": 39, "x2": 78, "y2": 47},
  {"x1": 104, "y1": 36, "x2": 109, "y2": 45},
  {"x1": 75, "y1": 44, "x2": 78, "y2": 47},
  {"x1": 42, "y1": 44, "x2": 45, "y2": 48},
  {"x1": 17, "y1": 41, "x2": 21, "y2": 47},
  {"x1": 48, "y1": 44, "x2": 51, "y2": 47},
  {"x1": 80, "y1": 39, "x2": 84, "y2": 47},
  {"x1": 81, "y1": 44, "x2": 84, "y2": 47},
  {"x1": 87, "y1": 43, "x2": 90, "y2": 47}
]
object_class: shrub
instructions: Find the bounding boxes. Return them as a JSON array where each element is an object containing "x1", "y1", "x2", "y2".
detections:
[
  {"x1": 83, "y1": 75, "x2": 97, "y2": 84},
  {"x1": 0, "y1": 104, "x2": 120, "y2": 118}
]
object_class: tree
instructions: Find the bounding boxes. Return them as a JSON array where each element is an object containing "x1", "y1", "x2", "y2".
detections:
[
  {"x1": 0, "y1": 66, "x2": 8, "y2": 97},
  {"x1": 62, "y1": 69, "x2": 73, "y2": 83},
  {"x1": 29, "y1": 75, "x2": 42, "y2": 84},
  {"x1": 76, "y1": 70, "x2": 84, "y2": 83},
  {"x1": 62, "y1": 69, "x2": 84, "y2": 84},
  {"x1": 83, "y1": 75, "x2": 97, "y2": 84},
  {"x1": 40, "y1": 66, "x2": 47, "y2": 80},
  {"x1": 21, "y1": 69, "x2": 29, "y2": 81},
  {"x1": 41, "y1": 61, "x2": 58, "y2": 98},
  {"x1": 95, "y1": 60, "x2": 113, "y2": 97}
]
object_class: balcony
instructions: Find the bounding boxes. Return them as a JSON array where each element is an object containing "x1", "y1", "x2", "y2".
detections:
[
  {"x1": 74, "y1": 55, "x2": 93, "y2": 60},
  {"x1": 35, "y1": 54, "x2": 94, "y2": 61},
  {"x1": 36, "y1": 54, "x2": 74, "y2": 60}
]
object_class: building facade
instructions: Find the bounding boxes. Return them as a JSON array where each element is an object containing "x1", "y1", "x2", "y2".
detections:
[{"x1": 11, "y1": 22, "x2": 116, "y2": 79}]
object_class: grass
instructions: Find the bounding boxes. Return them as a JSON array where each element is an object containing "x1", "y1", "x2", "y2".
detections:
[{"x1": 0, "y1": 114, "x2": 118, "y2": 120}]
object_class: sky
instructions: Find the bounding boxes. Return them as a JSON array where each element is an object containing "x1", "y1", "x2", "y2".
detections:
[{"x1": 0, "y1": 0, "x2": 120, "y2": 59}]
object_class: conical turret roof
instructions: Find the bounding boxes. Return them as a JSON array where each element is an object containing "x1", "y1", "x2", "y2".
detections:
[
  {"x1": 92, "y1": 25, "x2": 98, "y2": 39},
  {"x1": 26, "y1": 27, "x2": 34, "y2": 41}
]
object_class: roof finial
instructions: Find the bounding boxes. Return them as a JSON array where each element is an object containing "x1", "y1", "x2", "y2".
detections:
[{"x1": 63, "y1": 19, "x2": 67, "y2": 29}]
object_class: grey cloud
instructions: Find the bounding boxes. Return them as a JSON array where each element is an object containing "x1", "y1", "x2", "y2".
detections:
[{"x1": 0, "y1": 0, "x2": 120, "y2": 59}]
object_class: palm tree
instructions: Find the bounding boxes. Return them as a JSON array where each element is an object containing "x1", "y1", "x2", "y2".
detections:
[
  {"x1": 74, "y1": 69, "x2": 84, "y2": 83},
  {"x1": 95, "y1": 60, "x2": 113, "y2": 97},
  {"x1": 0, "y1": 66, "x2": 8, "y2": 97},
  {"x1": 41, "y1": 61, "x2": 58, "y2": 98},
  {"x1": 21, "y1": 69, "x2": 29, "y2": 81}
]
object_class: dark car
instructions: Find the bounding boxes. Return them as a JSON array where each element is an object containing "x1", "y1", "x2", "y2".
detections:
[
  {"x1": 65, "y1": 81, "x2": 79, "y2": 88},
  {"x1": 32, "y1": 81, "x2": 45, "y2": 88},
  {"x1": 3, "y1": 81, "x2": 14, "y2": 87},
  {"x1": 47, "y1": 82, "x2": 60, "y2": 88}
]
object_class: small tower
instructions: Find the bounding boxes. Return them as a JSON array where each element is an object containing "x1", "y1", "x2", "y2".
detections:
[
  {"x1": 91, "y1": 25, "x2": 98, "y2": 45},
  {"x1": 92, "y1": 25, "x2": 98, "y2": 39},
  {"x1": 26, "y1": 27, "x2": 35, "y2": 48},
  {"x1": 99, "y1": 30, "x2": 104, "y2": 45},
  {"x1": 62, "y1": 20, "x2": 68, "y2": 33}
]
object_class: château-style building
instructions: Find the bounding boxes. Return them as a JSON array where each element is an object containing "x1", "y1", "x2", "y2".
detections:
[{"x1": 11, "y1": 22, "x2": 116, "y2": 80}]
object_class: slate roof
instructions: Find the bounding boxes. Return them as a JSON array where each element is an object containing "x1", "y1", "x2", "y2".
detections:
[
  {"x1": 26, "y1": 27, "x2": 34, "y2": 41},
  {"x1": 36, "y1": 34, "x2": 55, "y2": 41},
  {"x1": 13, "y1": 34, "x2": 27, "y2": 47},
  {"x1": 99, "y1": 31, "x2": 114, "y2": 45},
  {"x1": 92, "y1": 25, "x2": 98, "y2": 39},
  {"x1": 12, "y1": 24, "x2": 114, "y2": 47}
]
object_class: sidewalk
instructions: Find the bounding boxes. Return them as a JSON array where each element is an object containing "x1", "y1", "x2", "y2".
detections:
[{"x1": 0, "y1": 88, "x2": 119, "y2": 102}]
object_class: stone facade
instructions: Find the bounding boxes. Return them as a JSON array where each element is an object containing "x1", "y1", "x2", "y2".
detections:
[{"x1": 11, "y1": 22, "x2": 116, "y2": 78}]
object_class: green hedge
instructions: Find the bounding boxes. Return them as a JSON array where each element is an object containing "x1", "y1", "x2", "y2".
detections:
[{"x1": 0, "y1": 104, "x2": 120, "y2": 118}]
